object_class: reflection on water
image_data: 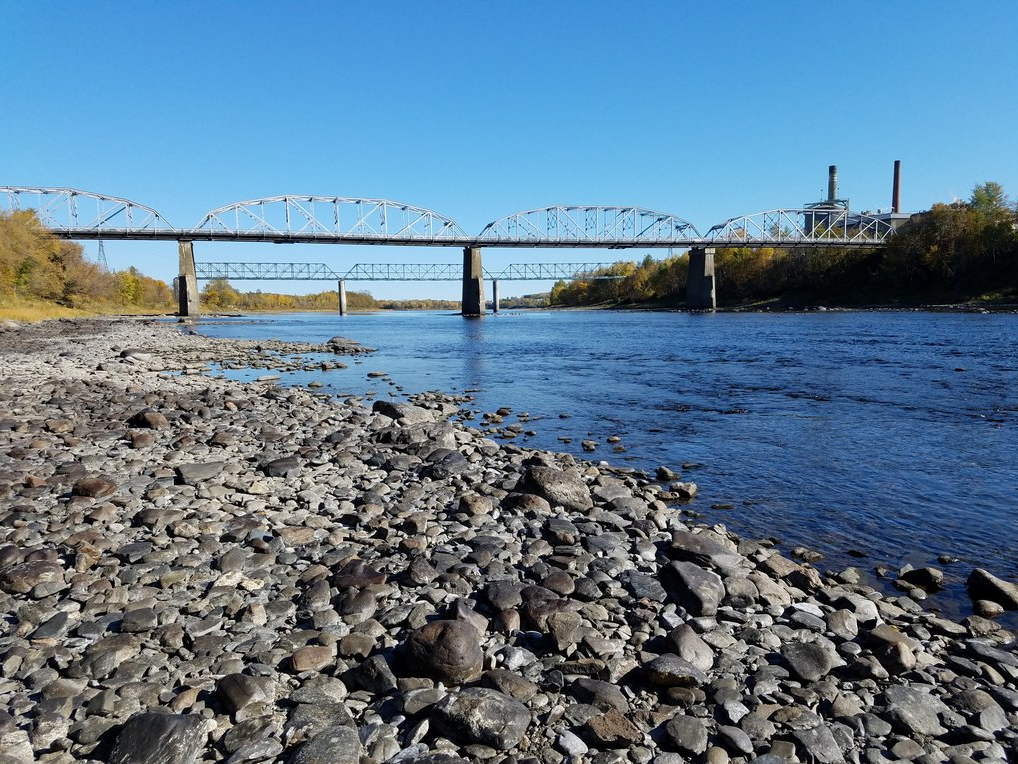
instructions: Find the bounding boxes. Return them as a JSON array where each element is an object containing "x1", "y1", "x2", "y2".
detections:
[{"x1": 196, "y1": 309, "x2": 1018, "y2": 620}]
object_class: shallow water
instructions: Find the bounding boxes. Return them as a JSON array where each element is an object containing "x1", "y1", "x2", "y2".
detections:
[{"x1": 194, "y1": 309, "x2": 1018, "y2": 620}]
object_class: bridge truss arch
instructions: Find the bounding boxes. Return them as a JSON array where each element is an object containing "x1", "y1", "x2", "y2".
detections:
[
  {"x1": 194, "y1": 196, "x2": 468, "y2": 244},
  {"x1": 705, "y1": 208, "x2": 895, "y2": 247},
  {"x1": 477, "y1": 206, "x2": 700, "y2": 247},
  {"x1": 0, "y1": 186, "x2": 175, "y2": 237}
]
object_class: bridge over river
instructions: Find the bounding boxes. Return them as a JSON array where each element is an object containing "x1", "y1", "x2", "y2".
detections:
[{"x1": 1, "y1": 179, "x2": 902, "y2": 315}]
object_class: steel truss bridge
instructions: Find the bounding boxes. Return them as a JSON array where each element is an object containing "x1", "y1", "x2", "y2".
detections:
[
  {"x1": 194, "y1": 261, "x2": 625, "y2": 282},
  {"x1": 0, "y1": 187, "x2": 896, "y2": 248}
]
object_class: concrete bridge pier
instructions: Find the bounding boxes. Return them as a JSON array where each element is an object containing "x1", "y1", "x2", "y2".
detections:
[
  {"x1": 177, "y1": 241, "x2": 200, "y2": 317},
  {"x1": 492, "y1": 279, "x2": 500, "y2": 313},
  {"x1": 686, "y1": 246, "x2": 716, "y2": 310},
  {"x1": 461, "y1": 247, "x2": 485, "y2": 316},
  {"x1": 338, "y1": 280, "x2": 348, "y2": 316}
]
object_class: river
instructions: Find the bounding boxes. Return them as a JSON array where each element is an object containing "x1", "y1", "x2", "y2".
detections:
[{"x1": 194, "y1": 308, "x2": 1018, "y2": 621}]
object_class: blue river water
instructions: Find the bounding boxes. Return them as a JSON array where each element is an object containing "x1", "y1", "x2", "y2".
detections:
[{"x1": 194, "y1": 309, "x2": 1018, "y2": 620}]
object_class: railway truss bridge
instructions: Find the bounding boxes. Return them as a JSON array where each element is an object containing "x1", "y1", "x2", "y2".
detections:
[
  {"x1": 0, "y1": 187, "x2": 899, "y2": 315},
  {"x1": 195, "y1": 261, "x2": 626, "y2": 313}
]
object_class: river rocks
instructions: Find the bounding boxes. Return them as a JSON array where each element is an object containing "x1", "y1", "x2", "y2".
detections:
[
  {"x1": 404, "y1": 620, "x2": 484, "y2": 683},
  {"x1": 2, "y1": 318, "x2": 1018, "y2": 764},
  {"x1": 432, "y1": 688, "x2": 530, "y2": 750}
]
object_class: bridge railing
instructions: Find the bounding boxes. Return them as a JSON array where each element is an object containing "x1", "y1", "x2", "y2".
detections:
[
  {"x1": 193, "y1": 196, "x2": 468, "y2": 243},
  {"x1": 705, "y1": 208, "x2": 895, "y2": 246},
  {"x1": 477, "y1": 206, "x2": 701, "y2": 246},
  {"x1": 0, "y1": 187, "x2": 176, "y2": 235}
]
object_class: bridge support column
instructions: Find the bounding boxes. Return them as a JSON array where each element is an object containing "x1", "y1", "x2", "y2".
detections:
[
  {"x1": 177, "y1": 241, "x2": 200, "y2": 317},
  {"x1": 492, "y1": 279, "x2": 500, "y2": 313},
  {"x1": 338, "y1": 280, "x2": 348, "y2": 316},
  {"x1": 461, "y1": 247, "x2": 485, "y2": 317},
  {"x1": 686, "y1": 247, "x2": 716, "y2": 310}
]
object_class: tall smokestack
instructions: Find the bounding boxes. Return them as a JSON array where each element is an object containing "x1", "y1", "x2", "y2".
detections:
[
  {"x1": 827, "y1": 165, "x2": 838, "y2": 204},
  {"x1": 892, "y1": 160, "x2": 901, "y2": 213}
]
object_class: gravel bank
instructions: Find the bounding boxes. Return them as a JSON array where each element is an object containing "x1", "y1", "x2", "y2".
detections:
[{"x1": 0, "y1": 317, "x2": 1016, "y2": 764}]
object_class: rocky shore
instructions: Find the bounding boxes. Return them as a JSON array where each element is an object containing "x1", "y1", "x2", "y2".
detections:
[{"x1": 0, "y1": 317, "x2": 1016, "y2": 764}]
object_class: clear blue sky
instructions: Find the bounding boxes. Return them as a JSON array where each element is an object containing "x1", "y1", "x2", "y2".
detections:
[{"x1": 4, "y1": 1, "x2": 1017, "y2": 300}]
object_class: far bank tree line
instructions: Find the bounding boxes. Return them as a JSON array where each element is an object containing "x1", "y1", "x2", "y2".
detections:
[
  {"x1": 200, "y1": 279, "x2": 460, "y2": 312},
  {"x1": 550, "y1": 182, "x2": 1018, "y2": 308}
]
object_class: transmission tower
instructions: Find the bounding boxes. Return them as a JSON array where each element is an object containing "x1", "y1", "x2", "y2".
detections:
[{"x1": 96, "y1": 241, "x2": 109, "y2": 271}]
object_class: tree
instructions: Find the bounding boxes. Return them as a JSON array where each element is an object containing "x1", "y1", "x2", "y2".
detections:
[{"x1": 970, "y1": 182, "x2": 1012, "y2": 226}]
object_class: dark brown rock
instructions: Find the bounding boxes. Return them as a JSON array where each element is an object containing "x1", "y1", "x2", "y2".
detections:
[{"x1": 404, "y1": 620, "x2": 483, "y2": 683}]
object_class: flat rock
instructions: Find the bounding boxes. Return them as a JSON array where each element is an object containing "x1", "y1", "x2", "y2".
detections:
[
  {"x1": 290, "y1": 723, "x2": 362, "y2": 764},
  {"x1": 109, "y1": 712, "x2": 211, "y2": 764},
  {"x1": 670, "y1": 530, "x2": 744, "y2": 573},
  {"x1": 883, "y1": 685, "x2": 949, "y2": 737},
  {"x1": 174, "y1": 461, "x2": 226, "y2": 485},
  {"x1": 583, "y1": 707, "x2": 643, "y2": 746},
  {"x1": 644, "y1": 653, "x2": 708, "y2": 687},
  {"x1": 433, "y1": 687, "x2": 531, "y2": 750}
]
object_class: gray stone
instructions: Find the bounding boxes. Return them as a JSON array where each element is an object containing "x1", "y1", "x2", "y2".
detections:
[
  {"x1": 109, "y1": 713, "x2": 211, "y2": 764},
  {"x1": 521, "y1": 466, "x2": 592, "y2": 511},
  {"x1": 793, "y1": 724, "x2": 844, "y2": 763},
  {"x1": 966, "y1": 568, "x2": 1018, "y2": 609},
  {"x1": 644, "y1": 653, "x2": 708, "y2": 687},
  {"x1": 668, "y1": 623, "x2": 715, "y2": 672},
  {"x1": 664, "y1": 714, "x2": 708, "y2": 755},
  {"x1": 883, "y1": 685, "x2": 949, "y2": 737},
  {"x1": 662, "y1": 560, "x2": 725, "y2": 617},
  {"x1": 433, "y1": 688, "x2": 531, "y2": 750},
  {"x1": 174, "y1": 461, "x2": 225, "y2": 485},
  {"x1": 290, "y1": 723, "x2": 362, "y2": 764},
  {"x1": 782, "y1": 642, "x2": 838, "y2": 683},
  {"x1": 670, "y1": 530, "x2": 744, "y2": 574}
]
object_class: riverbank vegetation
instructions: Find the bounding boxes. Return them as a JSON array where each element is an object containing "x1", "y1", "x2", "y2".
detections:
[
  {"x1": 201, "y1": 279, "x2": 460, "y2": 312},
  {"x1": 550, "y1": 182, "x2": 1018, "y2": 308},
  {"x1": 0, "y1": 210, "x2": 174, "y2": 318}
]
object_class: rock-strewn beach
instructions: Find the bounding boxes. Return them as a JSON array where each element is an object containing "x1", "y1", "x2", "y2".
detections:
[{"x1": 0, "y1": 317, "x2": 1016, "y2": 764}]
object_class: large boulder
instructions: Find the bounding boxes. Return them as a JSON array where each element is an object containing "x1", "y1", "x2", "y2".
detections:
[
  {"x1": 967, "y1": 568, "x2": 1018, "y2": 610},
  {"x1": 662, "y1": 561, "x2": 725, "y2": 617},
  {"x1": 109, "y1": 713, "x2": 212, "y2": 764},
  {"x1": 372, "y1": 400, "x2": 443, "y2": 425},
  {"x1": 520, "y1": 466, "x2": 592, "y2": 511},
  {"x1": 404, "y1": 620, "x2": 483, "y2": 683}
]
